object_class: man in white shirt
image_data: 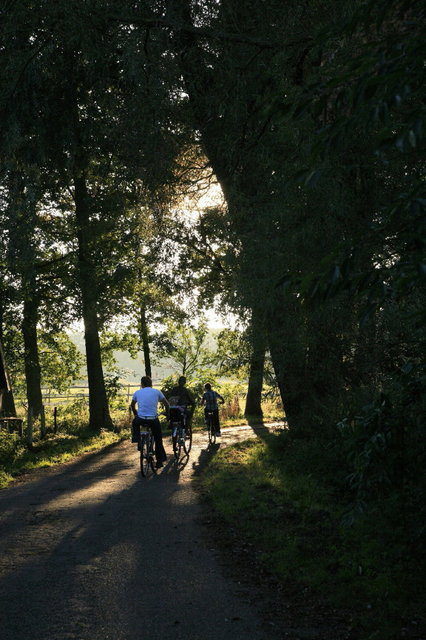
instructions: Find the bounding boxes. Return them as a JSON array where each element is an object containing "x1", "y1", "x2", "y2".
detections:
[{"x1": 131, "y1": 376, "x2": 169, "y2": 468}]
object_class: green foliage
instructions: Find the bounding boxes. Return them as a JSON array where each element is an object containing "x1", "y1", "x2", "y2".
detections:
[
  {"x1": 103, "y1": 374, "x2": 124, "y2": 401},
  {"x1": 156, "y1": 319, "x2": 218, "y2": 381},
  {"x1": 0, "y1": 432, "x2": 22, "y2": 466},
  {"x1": 215, "y1": 328, "x2": 250, "y2": 379},
  {"x1": 338, "y1": 399, "x2": 395, "y2": 509},
  {"x1": 39, "y1": 331, "x2": 84, "y2": 393},
  {"x1": 3, "y1": 327, "x2": 84, "y2": 395}
]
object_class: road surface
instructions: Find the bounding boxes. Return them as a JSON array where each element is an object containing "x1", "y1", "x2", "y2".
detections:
[{"x1": 0, "y1": 424, "x2": 291, "y2": 640}]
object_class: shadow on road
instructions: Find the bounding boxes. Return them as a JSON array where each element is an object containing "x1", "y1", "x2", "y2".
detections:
[
  {"x1": 191, "y1": 441, "x2": 220, "y2": 477},
  {"x1": 0, "y1": 440, "x2": 211, "y2": 640},
  {"x1": 0, "y1": 426, "x2": 292, "y2": 640},
  {"x1": 159, "y1": 449, "x2": 191, "y2": 480}
]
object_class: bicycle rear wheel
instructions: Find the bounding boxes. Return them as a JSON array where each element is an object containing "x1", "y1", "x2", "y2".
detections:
[
  {"x1": 183, "y1": 424, "x2": 192, "y2": 454},
  {"x1": 140, "y1": 434, "x2": 156, "y2": 477},
  {"x1": 173, "y1": 426, "x2": 183, "y2": 460},
  {"x1": 207, "y1": 415, "x2": 216, "y2": 444}
]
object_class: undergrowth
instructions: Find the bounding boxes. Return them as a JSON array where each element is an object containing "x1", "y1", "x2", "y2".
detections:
[{"x1": 196, "y1": 432, "x2": 425, "y2": 640}]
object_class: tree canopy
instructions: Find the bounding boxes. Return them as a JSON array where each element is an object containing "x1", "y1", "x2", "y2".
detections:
[{"x1": 0, "y1": 0, "x2": 424, "y2": 515}]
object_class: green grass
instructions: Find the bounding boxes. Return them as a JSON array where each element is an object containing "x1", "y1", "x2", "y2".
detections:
[
  {"x1": 196, "y1": 432, "x2": 425, "y2": 640},
  {"x1": 0, "y1": 427, "x2": 129, "y2": 488}
]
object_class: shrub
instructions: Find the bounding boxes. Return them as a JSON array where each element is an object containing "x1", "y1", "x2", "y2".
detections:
[{"x1": 0, "y1": 432, "x2": 21, "y2": 465}]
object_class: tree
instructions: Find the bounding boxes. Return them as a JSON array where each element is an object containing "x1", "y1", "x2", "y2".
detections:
[
  {"x1": 166, "y1": 0, "x2": 334, "y2": 428},
  {"x1": 5, "y1": 169, "x2": 44, "y2": 422},
  {"x1": 157, "y1": 319, "x2": 218, "y2": 390},
  {"x1": 0, "y1": 1, "x2": 186, "y2": 429},
  {"x1": 0, "y1": 338, "x2": 16, "y2": 417},
  {"x1": 283, "y1": 0, "x2": 426, "y2": 511}
]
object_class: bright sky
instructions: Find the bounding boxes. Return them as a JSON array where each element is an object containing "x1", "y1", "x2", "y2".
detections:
[{"x1": 203, "y1": 307, "x2": 239, "y2": 330}]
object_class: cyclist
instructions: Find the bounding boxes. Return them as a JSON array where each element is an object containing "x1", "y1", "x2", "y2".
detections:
[
  {"x1": 201, "y1": 383, "x2": 224, "y2": 436},
  {"x1": 167, "y1": 376, "x2": 196, "y2": 427},
  {"x1": 131, "y1": 376, "x2": 169, "y2": 468}
]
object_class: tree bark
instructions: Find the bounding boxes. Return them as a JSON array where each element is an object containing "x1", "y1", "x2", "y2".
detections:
[
  {"x1": 0, "y1": 338, "x2": 17, "y2": 417},
  {"x1": 266, "y1": 298, "x2": 307, "y2": 433},
  {"x1": 74, "y1": 169, "x2": 113, "y2": 430},
  {"x1": 244, "y1": 309, "x2": 266, "y2": 418},
  {"x1": 22, "y1": 293, "x2": 43, "y2": 420},
  {"x1": 7, "y1": 170, "x2": 43, "y2": 421},
  {"x1": 140, "y1": 301, "x2": 152, "y2": 378},
  {"x1": 137, "y1": 268, "x2": 152, "y2": 378}
]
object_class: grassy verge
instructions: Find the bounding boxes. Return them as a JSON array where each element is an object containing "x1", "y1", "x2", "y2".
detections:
[
  {"x1": 191, "y1": 410, "x2": 284, "y2": 431},
  {"x1": 0, "y1": 427, "x2": 130, "y2": 489},
  {"x1": 196, "y1": 432, "x2": 425, "y2": 640}
]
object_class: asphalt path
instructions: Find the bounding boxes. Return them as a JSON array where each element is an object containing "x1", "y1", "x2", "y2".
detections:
[{"x1": 0, "y1": 424, "x2": 286, "y2": 640}]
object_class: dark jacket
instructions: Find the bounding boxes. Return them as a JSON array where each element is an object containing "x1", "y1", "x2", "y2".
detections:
[{"x1": 168, "y1": 385, "x2": 196, "y2": 409}]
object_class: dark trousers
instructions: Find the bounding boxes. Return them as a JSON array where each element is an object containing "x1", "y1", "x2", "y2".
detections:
[
  {"x1": 132, "y1": 416, "x2": 167, "y2": 463},
  {"x1": 204, "y1": 408, "x2": 220, "y2": 431}
]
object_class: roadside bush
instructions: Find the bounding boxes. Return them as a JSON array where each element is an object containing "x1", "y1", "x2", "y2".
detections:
[
  {"x1": 0, "y1": 432, "x2": 22, "y2": 465},
  {"x1": 218, "y1": 381, "x2": 245, "y2": 421},
  {"x1": 54, "y1": 399, "x2": 89, "y2": 434}
]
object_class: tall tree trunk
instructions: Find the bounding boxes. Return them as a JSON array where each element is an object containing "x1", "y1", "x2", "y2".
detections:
[
  {"x1": 244, "y1": 308, "x2": 266, "y2": 417},
  {"x1": 0, "y1": 338, "x2": 16, "y2": 417},
  {"x1": 140, "y1": 301, "x2": 152, "y2": 378},
  {"x1": 7, "y1": 170, "x2": 43, "y2": 421},
  {"x1": 22, "y1": 293, "x2": 43, "y2": 420},
  {"x1": 0, "y1": 291, "x2": 17, "y2": 416},
  {"x1": 266, "y1": 300, "x2": 306, "y2": 432},
  {"x1": 137, "y1": 269, "x2": 152, "y2": 378},
  {"x1": 74, "y1": 170, "x2": 112, "y2": 430}
]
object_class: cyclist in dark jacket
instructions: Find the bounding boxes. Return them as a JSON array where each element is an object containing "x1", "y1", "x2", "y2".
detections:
[
  {"x1": 201, "y1": 383, "x2": 224, "y2": 436},
  {"x1": 168, "y1": 376, "x2": 196, "y2": 425}
]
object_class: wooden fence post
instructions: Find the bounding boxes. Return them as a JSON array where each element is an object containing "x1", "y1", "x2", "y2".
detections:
[
  {"x1": 27, "y1": 407, "x2": 33, "y2": 449},
  {"x1": 53, "y1": 407, "x2": 58, "y2": 433},
  {"x1": 40, "y1": 404, "x2": 46, "y2": 438}
]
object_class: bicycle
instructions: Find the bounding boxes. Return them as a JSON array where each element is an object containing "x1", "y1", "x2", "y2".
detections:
[
  {"x1": 169, "y1": 406, "x2": 192, "y2": 460},
  {"x1": 205, "y1": 410, "x2": 216, "y2": 444},
  {"x1": 139, "y1": 420, "x2": 156, "y2": 477}
]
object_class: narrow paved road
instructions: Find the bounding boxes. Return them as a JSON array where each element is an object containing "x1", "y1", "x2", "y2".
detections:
[{"x1": 0, "y1": 425, "x2": 285, "y2": 640}]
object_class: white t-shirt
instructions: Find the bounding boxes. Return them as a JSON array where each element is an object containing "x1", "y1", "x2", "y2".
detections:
[{"x1": 132, "y1": 387, "x2": 165, "y2": 418}]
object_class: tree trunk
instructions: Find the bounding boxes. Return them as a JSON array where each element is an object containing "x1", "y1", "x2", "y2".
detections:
[
  {"x1": 0, "y1": 338, "x2": 17, "y2": 417},
  {"x1": 137, "y1": 268, "x2": 152, "y2": 378},
  {"x1": 140, "y1": 301, "x2": 152, "y2": 378},
  {"x1": 266, "y1": 300, "x2": 307, "y2": 432},
  {"x1": 7, "y1": 169, "x2": 43, "y2": 421},
  {"x1": 74, "y1": 170, "x2": 113, "y2": 430},
  {"x1": 22, "y1": 294, "x2": 43, "y2": 421},
  {"x1": 0, "y1": 291, "x2": 16, "y2": 416},
  {"x1": 244, "y1": 309, "x2": 266, "y2": 418}
]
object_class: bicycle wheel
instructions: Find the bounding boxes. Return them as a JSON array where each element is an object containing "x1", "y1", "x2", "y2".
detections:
[
  {"x1": 207, "y1": 415, "x2": 216, "y2": 444},
  {"x1": 140, "y1": 434, "x2": 156, "y2": 477},
  {"x1": 173, "y1": 426, "x2": 183, "y2": 460},
  {"x1": 183, "y1": 424, "x2": 192, "y2": 454}
]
